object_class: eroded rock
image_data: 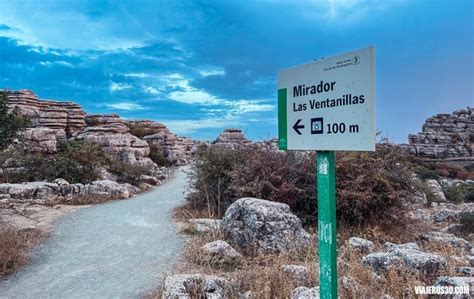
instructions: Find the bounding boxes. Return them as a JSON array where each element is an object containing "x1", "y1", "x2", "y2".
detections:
[{"x1": 221, "y1": 198, "x2": 311, "y2": 253}]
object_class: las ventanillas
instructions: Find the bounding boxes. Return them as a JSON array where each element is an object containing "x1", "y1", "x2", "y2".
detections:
[{"x1": 292, "y1": 80, "x2": 365, "y2": 111}]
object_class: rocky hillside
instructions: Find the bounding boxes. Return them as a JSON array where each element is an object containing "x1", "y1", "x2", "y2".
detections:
[
  {"x1": 7, "y1": 90, "x2": 198, "y2": 166},
  {"x1": 405, "y1": 108, "x2": 473, "y2": 163}
]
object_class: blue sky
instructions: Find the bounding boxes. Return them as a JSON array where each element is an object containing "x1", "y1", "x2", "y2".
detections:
[{"x1": 0, "y1": 0, "x2": 472, "y2": 142}]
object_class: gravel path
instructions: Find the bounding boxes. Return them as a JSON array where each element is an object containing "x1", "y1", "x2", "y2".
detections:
[{"x1": 0, "y1": 168, "x2": 187, "y2": 299}]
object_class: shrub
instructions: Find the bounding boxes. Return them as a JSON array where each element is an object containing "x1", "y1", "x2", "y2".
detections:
[
  {"x1": 149, "y1": 145, "x2": 171, "y2": 167},
  {"x1": 436, "y1": 168, "x2": 450, "y2": 177},
  {"x1": 444, "y1": 183, "x2": 474, "y2": 203},
  {"x1": 187, "y1": 143, "x2": 413, "y2": 227},
  {"x1": 459, "y1": 211, "x2": 474, "y2": 234},
  {"x1": 0, "y1": 140, "x2": 106, "y2": 184},
  {"x1": 0, "y1": 90, "x2": 31, "y2": 150},
  {"x1": 107, "y1": 159, "x2": 152, "y2": 186},
  {"x1": 187, "y1": 146, "x2": 244, "y2": 217},
  {"x1": 415, "y1": 165, "x2": 438, "y2": 180},
  {"x1": 0, "y1": 226, "x2": 44, "y2": 277}
]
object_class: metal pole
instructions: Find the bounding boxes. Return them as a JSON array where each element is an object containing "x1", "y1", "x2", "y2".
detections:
[{"x1": 317, "y1": 151, "x2": 337, "y2": 298}]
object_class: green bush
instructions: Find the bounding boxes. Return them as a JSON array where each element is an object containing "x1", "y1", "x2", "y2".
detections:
[
  {"x1": 459, "y1": 211, "x2": 474, "y2": 234},
  {"x1": 445, "y1": 183, "x2": 474, "y2": 203},
  {"x1": 0, "y1": 140, "x2": 106, "y2": 184},
  {"x1": 0, "y1": 90, "x2": 31, "y2": 150},
  {"x1": 107, "y1": 159, "x2": 152, "y2": 186},
  {"x1": 415, "y1": 165, "x2": 438, "y2": 180},
  {"x1": 149, "y1": 145, "x2": 171, "y2": 167}
]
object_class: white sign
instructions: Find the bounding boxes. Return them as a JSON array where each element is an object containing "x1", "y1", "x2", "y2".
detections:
[{"x1": 277, "y1": 47, "x2": 375, "y2": 151}]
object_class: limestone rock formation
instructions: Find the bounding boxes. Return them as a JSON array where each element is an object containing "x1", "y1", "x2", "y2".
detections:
[
  {"x1": 213, "y1": 128, "x2": 248, "y2": 148},
  {"x1": 406, "y1": 108, "x2": 473, "y2": 161},
  {"x1": 348, "y1": 237, "x2": 375, "y2": 253},
  {"x1": 7, "y1": 90, "x2": 86, "y2": 140},
  {"x1": 16, "y1": 128, "x2": 58, "y2": 154},
  {"x1": 362, "y1": 242, "x2": 447, "y2": 275},
  {"x1": 75, "y1": 114, "x2": 155, "y2": 167},
  {"x1": 221, "y1": 198, "x2": 311, "y2": 253},
  {"x1": 0, "y1": 179, "x2": 140, "y2": 205}
]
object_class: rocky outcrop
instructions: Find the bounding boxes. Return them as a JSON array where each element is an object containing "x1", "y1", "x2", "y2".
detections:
[
  {"x1": 139, "y1": 121, "x2": 196, "y2": 165},
  {"x1": 348, "y1": 237, "x2": 375, "y2": 254},
  {"x1": 221, "y1": 198, "x2": 311, "y2": 253},
  {"x1": 362, "y1": 242, "x2": 447, "y2": 275},
  {"x1": 16, "y1": 128, "x2": 58, "y2": 154},
  {"x1": 162, "y1": 274, "x2": 229, "y2": 299},
  {"x1": 405, "y1": 108, "x2": 473, "y2": 161},
  {"x1": 0, "y1": 179, "x2": 140, "y2": 205},
  {"x1": 213, "y1": 128, "x2": 248, "y2": 148},
  {"x1": 421, "y1": 232, "x2": 472, "y2": 252},
  {"x1": 75, "y1": 114, "x2": 156, "y2": 167},
  {"x1": 7, "y1": 90, "x2": 86, "y2": 140}
]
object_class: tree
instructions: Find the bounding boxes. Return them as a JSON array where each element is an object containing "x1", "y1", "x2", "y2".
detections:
[{"x1": 0, "y1": 91, "x2": 31, "y2": 150}]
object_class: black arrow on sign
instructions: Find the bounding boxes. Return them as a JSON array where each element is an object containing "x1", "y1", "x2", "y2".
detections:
[{"x1": 292, "y1": 119, "x2": 304, "y2": 135}]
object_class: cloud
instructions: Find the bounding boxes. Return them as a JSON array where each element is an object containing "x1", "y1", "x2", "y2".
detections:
[
  {"x1": 106, "y1": 102, "x2": 144, "y2": 111},
  {"x1": 143, "y1": 86, "x2": 160, "y2": 95},
  {"x1": 110, "y1": 82, "x2": 132, "y2": 92},
  {"x1": 199, "y1": 67, "x2": 225, "y2": 77},
  {"x1": 163, "y1": 118, "x2": 240, "y2": 134}
]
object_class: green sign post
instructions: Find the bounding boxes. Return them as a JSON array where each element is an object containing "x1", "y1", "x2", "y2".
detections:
[
  {"x1": 277, "y1": 47, "x2": 375, "y2": 299},
  {"x1": 316, "y1": 151, "x2": 337, "y2": 298}
]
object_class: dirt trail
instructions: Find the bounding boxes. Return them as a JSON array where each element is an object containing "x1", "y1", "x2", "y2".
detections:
[{"x1": 0, "y1": 169, "x2": 188, "y2": 299}]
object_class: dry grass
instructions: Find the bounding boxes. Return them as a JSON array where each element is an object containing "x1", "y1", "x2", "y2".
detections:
[
  {"x1": 148, "y1": 206, "x2": 468, "y2": 299},
  {"x1": 0, "y1": 225, "x2": 45, "y2": 277}
]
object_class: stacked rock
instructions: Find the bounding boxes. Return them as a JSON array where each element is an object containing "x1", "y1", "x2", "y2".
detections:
[{"x1": 407, "y1": 108, "x2": 473, "y2": 160}]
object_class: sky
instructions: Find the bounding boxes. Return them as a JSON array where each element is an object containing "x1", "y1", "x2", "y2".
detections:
[{"x1": 0, "y1": 0, "x2": 472, "y2": 142}]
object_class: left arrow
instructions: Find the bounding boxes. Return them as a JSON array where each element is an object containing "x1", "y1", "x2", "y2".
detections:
[{"x1": 293, "y1": 119, "x2": 304, "y2": 135}]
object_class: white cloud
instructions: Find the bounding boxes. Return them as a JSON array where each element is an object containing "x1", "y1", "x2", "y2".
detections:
[
  {"x1": 39, "y1": 60, "x2": 73, "y2": 67},
  {"x1": 110, "y1": 82, "x2": 132, "y2": 92},
  {"x1": 163, "y1": 118, "x2": 240, "y2": 134},
  {"x1": 125, "y1": 73, "x2": 151, "y2": 78},
  {"x1": 199, "y1": 67, "x2": 225, "y2": 77},
  {"x1": 106, "y1": 102, "x2": 143, "y2": 111},
  {"x1": 143, "y1": 86, "x2": 160, "y2": 95}
]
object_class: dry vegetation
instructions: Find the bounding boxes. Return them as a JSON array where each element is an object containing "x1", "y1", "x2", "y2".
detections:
[
  {"x1": 0, "y1": 225, "x2": 45, "y2": 278},
  {"x1": 153, "y1": 143, "x2": 473, "y2": 298},
  {"x1": 148, "y1": 222, "x2": 469, "y2": 299}
]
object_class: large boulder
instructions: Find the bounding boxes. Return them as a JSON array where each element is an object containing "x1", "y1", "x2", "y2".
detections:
[
  {"x1": 427, "y1": 180, "x2": 447, "y2": 202},
  {"x1": 162, "y1": 274, "x2": 228, "y2": 299},
  {"x1": 221, "y1": 198, "x2": 311, "y2": 253}
]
